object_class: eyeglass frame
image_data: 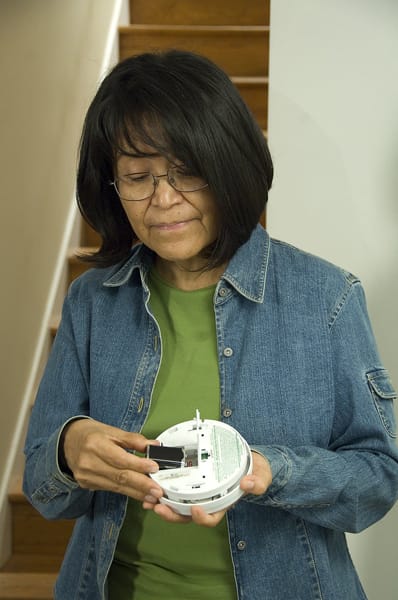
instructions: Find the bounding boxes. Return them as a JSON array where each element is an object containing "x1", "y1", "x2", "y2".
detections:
[{"x1": 109, "y1": 167, "x2": 209, "y2": 202}]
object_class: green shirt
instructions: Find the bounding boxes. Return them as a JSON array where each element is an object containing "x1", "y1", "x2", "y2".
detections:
[{"x1": 108, "y1": 269, "x2": 237, "y2": 599}]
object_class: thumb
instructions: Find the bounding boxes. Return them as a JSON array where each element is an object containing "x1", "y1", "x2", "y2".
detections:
[{"x1": 240, "y1": 474, "x2": 268, "y2": 496}]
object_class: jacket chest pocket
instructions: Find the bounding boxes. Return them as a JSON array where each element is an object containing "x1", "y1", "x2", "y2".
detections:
[{"x1": 367, "y1": 369, "x2": 397, "y2": 438}]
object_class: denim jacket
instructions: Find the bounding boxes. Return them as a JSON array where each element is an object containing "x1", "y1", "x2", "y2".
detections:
[{"x1": 24, "y1": 225, "x2": 398, "y2": 600}]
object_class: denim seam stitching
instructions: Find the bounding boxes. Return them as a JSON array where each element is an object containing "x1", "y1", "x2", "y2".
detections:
[
  {"x1": 298, "y1": 519, "x2": 324, "y2": 600},
  {"x1": 328, "y1": 276, "x2": 360, "y2": 330}
]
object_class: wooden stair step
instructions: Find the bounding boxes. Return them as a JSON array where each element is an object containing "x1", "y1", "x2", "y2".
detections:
[
  {"x1": 119, "y1": 25, "x2": 269, "y2": 77},
  {"x1": 0, "y1": 572, "x2": 56, "y2": 600},
  {"x1": 1, "y1": 554, "x2": 62, "y2": 574},
  {"x1": 49, "y1": 316, "x2": 60, "y2": 342},
  {"x1": 7, "y1": 482, "x2": 73, "y2": 561},
  {"x1": 9, "y1": 500, "x2": 73, "y2": 558},
  {"x1": 68, "y1": 248, "x2": 98, "y2": 284},
  {"x1": 3, "y1": 6, "x2": 269, "y2": 598},
  {"x1": 232, "y1": 76, "x2": 268, "y2": 130},
  {"x1": 129, "y1": 0, "x2": 270, "y2": 26}
]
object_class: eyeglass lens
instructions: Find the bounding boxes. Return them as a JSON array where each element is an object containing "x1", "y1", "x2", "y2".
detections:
[{"x1": 114, "y1": 167, "x2": 207, "y2": 201}]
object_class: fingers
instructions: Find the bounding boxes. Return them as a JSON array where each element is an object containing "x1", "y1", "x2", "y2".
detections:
[
  {"x1": 142, "y1": 491, "x2": 162, "y2": 507},
  {"x1": 147, "y1": 502, "x2": 227, "y2": 528},
  {"x1": 190, "y1": 505, "x2": 227, "y2": 527},
  {"x1": 62, "y1": 422, "x2": 272, "y2": 518},
  {"x1": 152, "y1": 503, "x2": 192, "y2": 524},
  {"x1": 62, "y1": 419, "x2": 163, "y2": 501},
  {"x1": 78, "y1": 469, "x2": 163, "y2": 502},
  {"x1": 98, "y1": 437, "x2": 157, "y2": 473}
]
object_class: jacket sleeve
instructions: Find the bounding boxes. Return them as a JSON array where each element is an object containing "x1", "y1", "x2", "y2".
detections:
[
  {"x1": 247, "y1": 279, "x2": 398, "y2": 533},
  {"x1": 23, "y1": 282, "x2": 94, "y2": 520}
]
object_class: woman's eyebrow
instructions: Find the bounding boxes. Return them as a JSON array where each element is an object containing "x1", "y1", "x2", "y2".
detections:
[{"x1": 118, "y1": 150, "x2": 161, "y2": 159}]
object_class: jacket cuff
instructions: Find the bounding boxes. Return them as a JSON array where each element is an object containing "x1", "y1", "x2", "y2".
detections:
[
  {"x1": 244, "y1": 445, "x2": 291, "y2": 504},
  {"x1": 31, "y1": 416, "x2": 91, "y2": 504},
  {"x1": 56, "y1": 415, "x2": 92, "y2": 480}
]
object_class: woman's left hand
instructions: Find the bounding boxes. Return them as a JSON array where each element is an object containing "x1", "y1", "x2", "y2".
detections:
[
  {"x1": 239, "y1": 450, "x2": 272, "y2": 496},
  {"x1": 143, "y1": 451, "x2": 272, "y2": 527}
]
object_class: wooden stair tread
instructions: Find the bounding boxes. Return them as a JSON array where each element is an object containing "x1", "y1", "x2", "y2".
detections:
[
  {"x1": 231, "y1": 76, "x2": 268, "y2": 85},
  {"x1": 0, "y1": 572, "x2": 56, "y2": 599},
  {"x1": 68, "y1": 247, "x2": 98, "y2": 260},
  {"x1": 8, "y1": 477, "x2": 25, "y2": 504},
  {"x1": 119, "y1": 24, "x2": 269, "y2": 33}
]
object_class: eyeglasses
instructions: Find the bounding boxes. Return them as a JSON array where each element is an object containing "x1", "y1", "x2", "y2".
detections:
[{"x1": 110, "y1": 166, "x2": 209, "y2": 202}]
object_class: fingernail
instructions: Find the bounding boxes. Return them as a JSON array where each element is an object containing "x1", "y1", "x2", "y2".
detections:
[
  {"x1": 245, "y1": 480, "x2": 255, "y2": 490},
  {"x1": 144, "y1": 494, "x2": 157, "y2": 504},
  {"x1": 148, "y1": 462, "x2": 159, "y2": 474}
]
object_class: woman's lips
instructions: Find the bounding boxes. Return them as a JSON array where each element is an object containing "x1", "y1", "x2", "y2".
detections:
[{"x1": 151, "y1": 219, "x2": 195, "y2": 231}]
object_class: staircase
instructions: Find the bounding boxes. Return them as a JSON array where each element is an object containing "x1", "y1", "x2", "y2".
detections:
[{"x1": 0, "y1": 1, "x2": 269, "y2": 597}]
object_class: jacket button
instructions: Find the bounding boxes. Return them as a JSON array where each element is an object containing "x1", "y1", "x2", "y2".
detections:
[
  {"x1": 223, "y1": 347, "x2": 233, "y2": 357},
  {"x1": 218, "y1": 287, "x2": 228, "y2": 297},
  {"x1": 223, "y1": 408, "x2": 232, "y2": 418},
  {"x1": 237, "y1": 540, "x2": 246, "y2": 550}
]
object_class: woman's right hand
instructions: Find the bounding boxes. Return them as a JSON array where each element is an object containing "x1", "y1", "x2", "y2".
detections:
[{"x1": 61, "y1": 418, "x2": 163, "y2": 503}]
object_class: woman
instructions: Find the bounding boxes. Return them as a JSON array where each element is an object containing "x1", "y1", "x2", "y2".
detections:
[{"x1": 23, "y1": 50, "x2": 398, "y2": 599}]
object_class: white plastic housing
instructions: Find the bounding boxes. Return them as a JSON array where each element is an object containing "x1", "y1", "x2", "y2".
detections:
[{"x1": 149, "y1": 410, "x2": 253, "y2": 515}]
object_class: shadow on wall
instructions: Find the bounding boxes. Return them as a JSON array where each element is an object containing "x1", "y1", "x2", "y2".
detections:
[
  {"x1": 347, "y1": 136, "x2": 398, "y2": 600},
  {"x1": 268, "y1": 95, "x2": 398, "y2": 600}
]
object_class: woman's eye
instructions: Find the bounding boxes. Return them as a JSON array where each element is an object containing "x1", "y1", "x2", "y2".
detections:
[{"x1": 124, "y1": 173, "x2": 151, "y2": 183}]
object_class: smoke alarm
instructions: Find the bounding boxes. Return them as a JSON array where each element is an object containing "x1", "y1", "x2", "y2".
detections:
[{"x1": 147, "y1": 410, "x2": 252, "y2": 515}]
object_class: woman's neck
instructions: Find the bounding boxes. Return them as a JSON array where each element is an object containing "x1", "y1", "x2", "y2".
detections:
[{"x1": 155, "y1": 257, "x2": 226, "y2": 291}]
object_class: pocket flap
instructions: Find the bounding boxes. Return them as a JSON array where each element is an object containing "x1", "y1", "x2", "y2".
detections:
[{"x1": 367, "y1": 370, "x2": 396, "y2": 399}]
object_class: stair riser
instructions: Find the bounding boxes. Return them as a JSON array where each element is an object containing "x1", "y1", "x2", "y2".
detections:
[
  {"x1": 0, "y1": 573, "x2": 56, "y2": 600},
  {"x1": 68, "y1": 255, "x2": 92, "y2": 284},
  {"x1": 129, "y1": 0, "x2": 270, "y2": 26},
  {"x1": 119, "y1": 27, "x2": 269, "y2": 77},
  {"x1": 11, "y1": 503, "x2": 72, "y2": 558},
  {"x1": 235, "y1": 81, "x2": 268, "y2": 130}
]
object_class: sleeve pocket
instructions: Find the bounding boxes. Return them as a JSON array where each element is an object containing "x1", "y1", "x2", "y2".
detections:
[{"x1": 367, "y1": 369, "x2": 397, "y2": 438}]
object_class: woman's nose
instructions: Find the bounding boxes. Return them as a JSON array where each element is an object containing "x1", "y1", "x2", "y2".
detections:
[{"x1": 150, "y1": 174, "x2": 183, "y2": 207}]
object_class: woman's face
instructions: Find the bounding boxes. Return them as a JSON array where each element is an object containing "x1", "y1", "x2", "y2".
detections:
[{"x1": 115, "y1": 148, "x2": 220, "y2": 274}]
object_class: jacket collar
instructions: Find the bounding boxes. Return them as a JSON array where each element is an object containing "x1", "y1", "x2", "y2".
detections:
[
  {"x1": 221, "y1": 225, "x2": 270, "y2": 303},
  {"x1": 103, "y1": 224, "x2": 270, "y2": 303},
  {"x1": 103, "y1": 244, "x2": 154, "y2": 288}
]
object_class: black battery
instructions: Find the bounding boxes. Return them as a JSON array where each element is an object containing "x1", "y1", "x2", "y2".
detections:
[{"x1": 146, "y1": 444, "x2": 185, "y2": 469}]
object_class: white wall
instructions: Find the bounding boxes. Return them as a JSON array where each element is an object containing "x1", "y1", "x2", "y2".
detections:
[
  {"x1": 268, "y1": 1, "x2": 398, "y2": 598},
  {"x1": 0, "y1": 0, "x2": 128, "y2": 565}
]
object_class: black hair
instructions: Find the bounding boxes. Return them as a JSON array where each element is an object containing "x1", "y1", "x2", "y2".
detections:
[{"x1": 76, "y1": 49, "x2": 273, "y2": 267}]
